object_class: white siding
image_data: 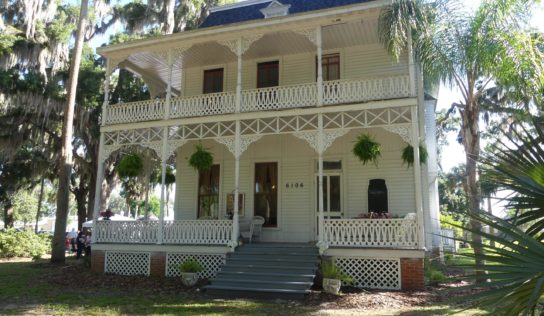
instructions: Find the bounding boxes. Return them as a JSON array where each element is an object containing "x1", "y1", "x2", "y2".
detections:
[{"x1": 174, "y1": 128, "x2": 417, "y2": 242}]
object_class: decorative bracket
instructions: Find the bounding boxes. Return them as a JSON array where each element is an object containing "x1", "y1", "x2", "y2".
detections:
[
  {"x1": 214, "y1": 134, "x2": 263, "y2": 158},
  {"x1": 293, "y1": 129, "x2": 348, "y2": 154},
  {"x1": 293, "y1": 28, "x2": 318, "y2": 46},
  {"x1": 106, "y1": 56, "x2": 126, "y2": 76},
  {"x1": 166, "y1": 139, "x2": 188, "y2": 160},
  {"x1": 382, "y1": 125, "x2": 412, "y2": 144},
  {"x1": 218, "y1": 34, "x2": 263, "y2": 56}
]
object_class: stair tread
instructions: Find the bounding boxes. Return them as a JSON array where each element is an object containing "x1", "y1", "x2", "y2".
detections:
[
  {"x1": 213, "y1": 278, "x2": 313, "y2": 285},
  {"x1": 218, "y1": 271, "x2": 315, "y2": 278},
  {"x1": 205, "y1": 284, "x2": 310, "y2": 294}
]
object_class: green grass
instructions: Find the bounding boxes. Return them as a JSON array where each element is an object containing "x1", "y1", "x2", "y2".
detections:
[{"x1": 0, "y1": 258, "x2": 487, "y2": 315}]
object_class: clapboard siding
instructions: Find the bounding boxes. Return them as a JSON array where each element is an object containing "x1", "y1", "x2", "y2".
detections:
[
  {"x1": 173, "y1": 128, "x2": 417, "y2": 242},
  {"x1": 180, "y1": 43, "x2": 408, "y2": 96}
]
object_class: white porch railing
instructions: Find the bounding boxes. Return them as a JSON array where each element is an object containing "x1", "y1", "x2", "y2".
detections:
[
  {"x1": 241, "y1": 82, "x2": 317, "y2": 112},
  {"x1": 323, "y1": 75, "x2": 411, "y2": 105},
  {"x1": 94, "y1": 220, "x2": 232, "y2": 245},
  {"x1": 170, "y1": 91, "x2": 236, "y2": 118},
  {"x1": 105, "y1": 99, "x2": 165, "y2": 125},
  {"x1": 103, "y1": 76, "x2": 412, "y2": 125},
  {"x1": 323, "y1": 218, "x2": 419, "y2": 248}
]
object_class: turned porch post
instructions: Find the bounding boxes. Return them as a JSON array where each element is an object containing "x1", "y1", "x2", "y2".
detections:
[
  {"x1": 158, "y1": 50, "x2": 174, "y2": 244},
  {"x1": 316, "y1": 26, "x2": 325, "y2": 242},
  {"x1": 411, "y1": 105, "x2": 425, "y2": 249},
  {"x1": 407, "y1": 32, "x2": 416, "y2": 97},
  {"x1": 316, "y1": 26, "x2": 323, "y2": 107},
  {"x1": 231, "y1": 38, "x2": 243, "y2": 245}
]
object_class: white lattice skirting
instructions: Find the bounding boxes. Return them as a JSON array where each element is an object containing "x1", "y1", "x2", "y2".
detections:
[
  {"x1": 334, "y1": 257, "x2": 401, "y2": 290},
  {"x1": 166, "y1": 253, "x2": 226, "y2": 279},
  {"x1": 105, "y1": 252, "x2": 151, "y2": 276}
]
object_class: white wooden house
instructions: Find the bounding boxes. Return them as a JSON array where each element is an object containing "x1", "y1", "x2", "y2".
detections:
[{"x1": 91, "y1": 0, "x2": 442, "y2": 295}]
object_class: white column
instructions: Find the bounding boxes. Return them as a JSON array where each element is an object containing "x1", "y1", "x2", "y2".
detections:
[
  {"x1": 232, "y1": 120, "x2": 241, "y2": 245},
  {"x1": 101, "y1": 60, "x2": 111, "y2": 127},
  {"x1": 411, "y1": 105, "x2": 425, "y2": 249},
  {"x1": 317, "y1": 114, "x2": 325, "y2": 242},
  {"x1": 316, "y1": 26, "x2": 323, "y2": 107},
  {"x1": 91, "y1": 133, "x2": 105, "y2": 243},
  {"x1": 165, "y1": 50, "x2": 174, "y2": 119},
  {"x1": 407, "y1": 32, "x2": 416, "y2": 97},
  {"x1": 236, "y1": 38, "x2": 243, "y2": 113}
]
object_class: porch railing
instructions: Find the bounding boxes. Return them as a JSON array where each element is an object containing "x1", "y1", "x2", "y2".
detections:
[
  {"x1": 94, "y1": 220, "x2": 232, "y2": 245},
  {"x1": 323, "y1": 218, "x2": 419, "y2": 248},
  {"x1": 103, "y1": 75, "x2": 412, "y2": 125}
]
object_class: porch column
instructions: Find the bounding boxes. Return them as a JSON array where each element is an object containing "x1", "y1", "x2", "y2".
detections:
[
  {"x1": 158, "y1": 50, "x2": 174, "y2": 244},
  {"x1": 411, "y1": 105, "x2": 425, "y2": 249},
  {"x1": 100, "y1": 59, "x2": 111, "y2": 127},
  {"x1": 233, "y1": 120, "x2": 241, "y2": 245},
  {"x1": 316, "y1": 26, "x2": 323, "y2": 106},
  {"x1": 407, "y1": 32, "x2": 416, "y2": 97},
  {"x1": 317, "y1": 114, "x2": 325, "y2": 242},
  {"x1": 91, "y1": 133, "x2": 105, "y2": 243},
  {"x1": 236, "y1": 38, "x2": 242, "y2": 113}
]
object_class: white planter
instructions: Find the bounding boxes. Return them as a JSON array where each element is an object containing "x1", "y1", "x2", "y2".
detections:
[
  {"x1": 323, "y1": 278, "x2": 342, "y2": 295},
  {"x1": 181, "y1": 272, "x2": 199, "y2": 286}
]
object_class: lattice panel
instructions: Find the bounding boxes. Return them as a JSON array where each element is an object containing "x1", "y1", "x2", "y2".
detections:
[
  {"x1": 105, "y1": 252, "x2": 150, "y2": 276},
  {"x1": 166, "y1": 253, "x2": 226, "y2": 279},
  {"x1": 334, "y1": 257, "x2": 401, "y2": 290}
]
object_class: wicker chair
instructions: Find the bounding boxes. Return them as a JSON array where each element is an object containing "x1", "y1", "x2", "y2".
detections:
[{"x1": 240, "y1": 216, "x2": 265, "y2": 243}]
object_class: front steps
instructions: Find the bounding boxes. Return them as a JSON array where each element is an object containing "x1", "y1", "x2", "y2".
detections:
[{"x1": 205, "y1": 243, "x2": 319, "y2": 298}]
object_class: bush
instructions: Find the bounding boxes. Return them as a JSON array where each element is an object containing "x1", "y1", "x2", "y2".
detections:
[
  {"x1": 0, "y1": 229, "x2": 51, "y2": 259},
  {"x1": 321, "y1": 261, "x2": 354, "y2": 285},
  {"x1": 424, "y1": 258, "x2": 447, "y2": 285},
  {"x1": 179, "y1": 259, "x2": 203, "y2": 273}
]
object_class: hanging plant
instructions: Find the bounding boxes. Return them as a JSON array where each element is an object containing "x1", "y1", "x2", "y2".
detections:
[
  {"x1": 352, "y1": 134, "x2": 381, "y2": 166},
  {"x1": 116, "y1": 153, "x2": 144, "y2": 178},
  {"x1": 401, "y1": 143, "x2": 428, "y2": 167},
  {"x1": 189, "y1": 144, "x2": 213, "y2": 171}
]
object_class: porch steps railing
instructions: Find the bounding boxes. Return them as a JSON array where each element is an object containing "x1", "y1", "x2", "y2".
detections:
[
  {"x1": 94, "y1": 220, "x2": 232, "y2": 245},
  {"x1": 323, "y1": 218, "x2": 419, "y2": 248},
  {"x1": 104, "y1": 75, "x2": 411, "y2": 125}
]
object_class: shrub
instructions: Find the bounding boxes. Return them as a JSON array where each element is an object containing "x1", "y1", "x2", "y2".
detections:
[
  {"x1": 179, "y1": 259, "x2": 203, "y2": 273},
  {"x1": 424, "y1": 258, "x2": 447, "y2": 285},
  {"x1": 0, "y1": 229, "x2": 51, "y2": 259},
  {"x1": 321, "y1": 261, "x2": 354, "y2": 285}
]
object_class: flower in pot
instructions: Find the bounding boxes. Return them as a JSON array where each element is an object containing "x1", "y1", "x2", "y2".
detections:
[
  {"x1": 401, "y1": 143, "x2": 428, "y2": 167},
  {"x1": 189, "y1": 144, "x2": 214, "y2": 172},
  {"x1": 352, "y1": 134, "x2": 381, "y2": 166},
  {"x1": 321, "y1": 261, "x2": 353, "y2": 295},
  {"x1": 179, "y1": 259, "x2": 203, "y2": 286}
]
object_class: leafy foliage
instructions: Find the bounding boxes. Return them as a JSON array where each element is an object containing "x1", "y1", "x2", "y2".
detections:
[
  {"x1": 401, "y1": 143, "x2": 428, "y2": 167},
  {"x1": 116, "y1": 153, "x2": 144, "y2": 178},
  {"x1": 189, "y1": 144, "x2": 213, "y2": 171},
  {"x1": 0, "y1": 229, "x2": 51, "y2": 259},
  {"x1": 179, "y1": 259, "x2": 203, "y2": 273},
  {"x1": 352, "y1": 134, "x2": 381, "y2": 166},
  {"x1": 321, "y1": 261, "x2": 353, "y2": 285}
]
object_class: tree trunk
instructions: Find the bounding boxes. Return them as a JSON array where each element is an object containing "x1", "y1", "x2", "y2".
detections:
[
  {"x1": 51, "y1": 0, "x2": 89, "y2": 264},
  {"x1": 100, "y1": 163, "x2": 118, "y2": 212},
  {"x1": 460, "y1": 97, "x2": 484, "y2": 282},
  {"x1": 163, "y1": 0, "x2": 176, "y2": 34},
  {"x1": 35, "y1": 177, "x2": 46, "y2": 233},
  {"x1": 74, "y1": 183, "x2": 88, "y2": 230},
  {"x1": 3, "y1": 199, "x2": 14, "y2": 228},
  {"x1": 87, "y1": 145, "x2": 98, "y2": 221},
  {"x1": 487, "y1": 196, "x2": 495, "y2": 248}
]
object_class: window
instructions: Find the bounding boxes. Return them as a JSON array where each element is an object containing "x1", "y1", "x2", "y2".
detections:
[
  {"x1": 317, "y1": 54, "x2": 340, "y2": 81},
  {"x1": 257, "y1": 61, "x2": 279, "y2": 88},
  {"x1": 198, "y1": 165, "x2": 220, "y2": 218},
  {"x1": 368, "y1": 179, "x2": 388, "y2": 214},
  {"x1": 254, "y1": 162, "x2": 278, "y2": 227},
  {"x1": 203, "y1": 68, "x2": 224, "y2": 94}
]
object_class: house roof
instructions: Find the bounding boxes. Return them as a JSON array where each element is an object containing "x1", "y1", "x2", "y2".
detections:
[{"x1": 200, "y1": 0, "x2": 375, "y2": 28}]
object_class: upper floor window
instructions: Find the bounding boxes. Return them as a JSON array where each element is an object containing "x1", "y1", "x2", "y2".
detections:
[
  {"x1": 257, "y1": 61, "x2": 279, "y2": 88},
  {"x1": 203, "y1": 68, "x2": 224, "y2": 94},
  {"x1": 317, "y1": 54, "x2": 340, "y2": 81},
  {"x1": 198, "y1": 164, "x2": 220, "y2": 219}
]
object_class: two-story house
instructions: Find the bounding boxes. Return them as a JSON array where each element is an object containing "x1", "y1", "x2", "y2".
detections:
[{"x1": 91, "y1": 0, "x2": 442, "y2": 296}]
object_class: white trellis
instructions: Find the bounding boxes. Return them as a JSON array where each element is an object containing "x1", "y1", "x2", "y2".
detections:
[
  {"x1": 166, "y1": 253, "x2": 226, "y2": 279},
  {"x1": 334, "y1": 257, "x2": 401, "y2": 290},
  {"x1": 105, "y1": 252, "x2": 151, "y2": 276}
]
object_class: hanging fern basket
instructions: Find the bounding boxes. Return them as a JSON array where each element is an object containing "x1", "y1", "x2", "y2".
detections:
[
  {"x1": 189, "y1": 144, "x2": 214, "y2": 172},
  {"x1": 401, "y1": 144, "x2": 428, "y2": 167},
  {"x1": 352, "y1": 134, "x2": 381, "y2": 166}
]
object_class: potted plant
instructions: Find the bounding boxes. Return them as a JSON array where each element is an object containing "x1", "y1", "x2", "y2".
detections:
[
  {"x1": 179, "y1": 259, "x2": 203, "y2": 286},
  {"x1": 401, "y1": 143, "x2": 428, "y2": 167},
  {"x1": 321, "y1": 261, "x2": 353, "y2": 295},
  {"x1": 189, "y1": 144, "x2": 214, "y2": 171},
  {"x1": 352, "y1": 134, "x2": 381, "y2": 166}
]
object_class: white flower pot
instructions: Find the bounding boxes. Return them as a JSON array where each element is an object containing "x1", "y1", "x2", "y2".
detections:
[
  {"x1": 323, "y1": 278, "x2": 342, "y2": 295},
  {"x1": 181, "y1": 272, "x2": 199, "y2": 286}
]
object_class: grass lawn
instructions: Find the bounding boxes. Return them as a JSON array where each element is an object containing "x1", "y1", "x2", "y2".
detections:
[{"x1": 0, "y1": 257, "x2": 487, "y2": 316}]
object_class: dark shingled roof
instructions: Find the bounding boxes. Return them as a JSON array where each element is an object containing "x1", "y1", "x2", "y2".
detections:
[{"x1": 200, "y1": 0, "x2": 375, "y2": 28}]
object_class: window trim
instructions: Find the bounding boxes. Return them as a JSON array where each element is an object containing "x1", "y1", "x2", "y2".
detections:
[
  {"x1": 202, "y1": 67, "x2": 225, "y2": 94},
  {"x1": 316, "y1": 52, "x2": 341, "y2": 81},
  {"x1": 256, "y1": 60, "x2": 280, "y2": 88}
]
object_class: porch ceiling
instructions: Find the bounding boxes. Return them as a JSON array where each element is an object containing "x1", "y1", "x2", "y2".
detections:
[{"x1": 115, "y1": 16, "x2": 380, "y2": 95}]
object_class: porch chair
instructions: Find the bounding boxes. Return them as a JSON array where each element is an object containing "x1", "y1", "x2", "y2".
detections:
[{"x1": 240, "y1": 216, "x2": 265, "y2": 243}]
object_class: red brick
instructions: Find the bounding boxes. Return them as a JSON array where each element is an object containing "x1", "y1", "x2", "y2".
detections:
[
  {"x1": 91, "y1": 250, "x2": 105, "y2": 273},
  {"x1": 401, "y1": 258, "x2": 424, "y2": 290},
  {"x1": 149, "y1": 252, "x2": 166, "y2": 277}
]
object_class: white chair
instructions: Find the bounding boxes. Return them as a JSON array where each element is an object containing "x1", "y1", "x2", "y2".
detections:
[{"x1": 240, "y1": 216, "x2": 265, "y2": 243}]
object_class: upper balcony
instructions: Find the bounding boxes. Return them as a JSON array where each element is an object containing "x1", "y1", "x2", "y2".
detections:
[{"x1": 98, "y1": 5, "x2": 415, "y2": 127}]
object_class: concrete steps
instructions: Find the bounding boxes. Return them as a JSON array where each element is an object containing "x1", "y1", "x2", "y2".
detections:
[{"x1": 205, "y1": 243, "x2": 319, "y2": 299}]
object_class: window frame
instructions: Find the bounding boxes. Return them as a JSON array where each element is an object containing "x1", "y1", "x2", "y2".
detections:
[
  {"x1": 197, "y1": 164, "x2": 221, "y2": 219},
  {"x1": 316, "y1": 53, "x2": 341, "y2": 81},
  {"x1": 256, "y1": 60, "x2": 280, "y2": 88},
  {"x1": 202, "y1": 68, "x2": 224, "y2": 94}
]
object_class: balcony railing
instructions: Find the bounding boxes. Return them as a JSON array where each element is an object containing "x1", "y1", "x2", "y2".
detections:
[
  {"x1": 94, "y1": 220, "x2": 232, "y2": 245},
  {"x1": 323, "y1": 218, "x2": 419, "y2": 249},
  {"x1": 104, "y1": 75, "x2": 411, "y2": 125}
]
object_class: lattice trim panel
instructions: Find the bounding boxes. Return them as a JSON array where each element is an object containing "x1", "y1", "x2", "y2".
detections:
[
  {"x1": 334, "y1": 257, "x2": 401, "y2": 290},
  {"x1": 105, "y1": 251, "x2": 151, "y2": 276},
  {"x1": 166, "y1": 253, "x2": 226, "y2": 279}
]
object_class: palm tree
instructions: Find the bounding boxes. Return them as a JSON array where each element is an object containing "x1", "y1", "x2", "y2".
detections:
[{"x1": 378, "y1": 0, "x2": 540, "y2": 280}]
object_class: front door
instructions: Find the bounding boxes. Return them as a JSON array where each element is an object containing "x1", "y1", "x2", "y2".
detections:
[{"x1": 315, "y1": 173, "x2": 342, "y2": 237}]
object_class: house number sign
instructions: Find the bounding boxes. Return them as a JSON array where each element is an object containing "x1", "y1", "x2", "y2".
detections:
[{"x1": 285, "y1": 182, "x2": 304, "y2": 188}]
